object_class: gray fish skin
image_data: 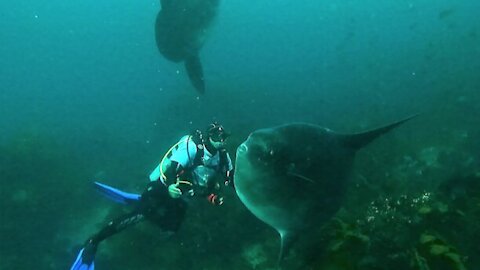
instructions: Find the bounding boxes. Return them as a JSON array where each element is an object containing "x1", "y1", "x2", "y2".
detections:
[
  {"x1": 155, "y1": 0, "x2": 220, "y2": 94},
  {"x1": 234, "y1": 116, "x2": 416, "y2": 261}
]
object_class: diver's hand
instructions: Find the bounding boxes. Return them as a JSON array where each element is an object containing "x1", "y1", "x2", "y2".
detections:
[
  {"x1": 207, "y1": 194, "x2": 224, "y2": 206},
  {"x1": 168, "y1": 183, "x2": 182, "y2": 198}
]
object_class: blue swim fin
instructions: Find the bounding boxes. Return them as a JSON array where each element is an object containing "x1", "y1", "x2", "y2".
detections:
[
  {"x1": 70, "y1": 247, "x2": 95, "y2": 270},
  {"x1": 94, "y1": 181, "x2": 141, "y2": 205}
]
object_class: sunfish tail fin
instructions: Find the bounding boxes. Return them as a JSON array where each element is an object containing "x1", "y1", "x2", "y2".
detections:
[
  {"x1": 185, "y1": 55, "x2": 205, "y2": 94},
  {"x1": 341, "y1": 114, "x2": 418, "y2": 150}
]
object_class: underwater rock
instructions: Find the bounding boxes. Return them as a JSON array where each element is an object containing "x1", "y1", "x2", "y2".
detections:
[{"x1": 417, "y1": 232, "x2": 467, "y2": 270}]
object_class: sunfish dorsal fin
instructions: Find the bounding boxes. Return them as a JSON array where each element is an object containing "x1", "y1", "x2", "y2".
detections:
[{"x1": 340, "y1": 114, "x2": 417, "y2": 150}]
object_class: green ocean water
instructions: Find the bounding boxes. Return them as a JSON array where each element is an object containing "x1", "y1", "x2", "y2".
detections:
[{"x1": 0, "y1": 0, "x2": 479, "y2": 269}]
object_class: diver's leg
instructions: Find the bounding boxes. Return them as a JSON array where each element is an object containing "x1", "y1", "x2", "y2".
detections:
[
  {"x1": 82, "y1": 181, "x2": 170, "y2": 252},
  {"x1": 140, "y1": 180, "x2": 188, "y2": 232},
  {"x1": 87, "y1": 211, "x2": 144, "y2": 246},
  {"x1": 71, "y1": 211, "x2": 144, "y2": 269},
  {"x1": 71, "y1": 181, "x2": 187, "y2": 269}
]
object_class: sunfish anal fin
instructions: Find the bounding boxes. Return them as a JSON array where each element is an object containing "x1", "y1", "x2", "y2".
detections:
[
  {"x1": 278, "y1": 230, "x2": 297, "y2": 264},
  {"x1": 185, "y1": 55, "x2": 205, "y2": 94}
]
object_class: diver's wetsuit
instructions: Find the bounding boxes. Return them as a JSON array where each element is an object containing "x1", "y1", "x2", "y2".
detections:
[
  {"x1": 80, "y1": 180, "x2": 187, "y2": 264},
  {"x1": 79, "y1": 134, "x2": 233, "y2": 265}
]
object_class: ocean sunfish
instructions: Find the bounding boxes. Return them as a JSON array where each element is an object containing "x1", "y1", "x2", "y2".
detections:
[
  {"x1": 155, "y1": 0, "x2": 220, "y2": 94},
  {"x1": 234, "y1": 116, "x2": 416, "y2": 261}
]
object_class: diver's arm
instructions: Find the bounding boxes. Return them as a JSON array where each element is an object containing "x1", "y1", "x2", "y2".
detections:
[
  {"x1": 164, "y1": 161, "x2": 187, "y2": 198},
  {"x1": 224, "y1": 153, "x2": 235, "y2": 188},
  {"x1": 207, "y1": 192, "x2": 224, "y2": 206},
  {"x1": 206, "y1": 167, "x2": 233, "y2": 206},
  {"x1": 163, "y1": 161, "x2": 182, "y2": 185},
  {"x1": 206, "y1": 180, "x2": 224, "y2": 206},
  {"x1": 224, "y1": 169, "x2": 234, "y2": 188}
]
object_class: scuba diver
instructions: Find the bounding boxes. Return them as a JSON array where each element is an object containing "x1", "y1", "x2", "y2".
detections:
[{"x1": 70, "y1": 122, "x2": 234, "y2": 270}]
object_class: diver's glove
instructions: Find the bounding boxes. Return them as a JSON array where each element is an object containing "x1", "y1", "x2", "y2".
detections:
[
  {"x1": 168, "y1": 183, "x2": 182, "y2": 199},
  {"x1": 207, "y1": 193, "x2": 224, "y2": 206}
]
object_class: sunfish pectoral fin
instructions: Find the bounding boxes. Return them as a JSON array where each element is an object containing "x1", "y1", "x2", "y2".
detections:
[
  {"x1": 287, "y1": 171, "x2": 316, "y2": 183},
  {"x1": 278, "y1": 230, "x2": 298, "y2": 264},
  {"x1": 340, "y1": 114, "x2": 419, "y2": 150},
  {"x1": 184, "y1": 55, "x2": 205, "y2": 94}
]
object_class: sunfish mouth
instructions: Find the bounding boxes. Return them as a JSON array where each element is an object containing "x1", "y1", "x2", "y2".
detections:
[{"x1": 237, "y1": 143, "x2": 248, "y2": 154}]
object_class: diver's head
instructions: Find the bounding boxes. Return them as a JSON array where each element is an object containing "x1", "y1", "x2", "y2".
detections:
[{"x1": 206, "y1": 122, "x2": 230, "y2": 149}]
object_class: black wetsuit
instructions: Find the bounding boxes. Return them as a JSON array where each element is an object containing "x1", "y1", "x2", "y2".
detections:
[
  {"x1": 78, "y1": 133, "x2": 234, "y2": 265},
  {"x1": 80, "y1": 180, "x2": 188, "y2": 264}
]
